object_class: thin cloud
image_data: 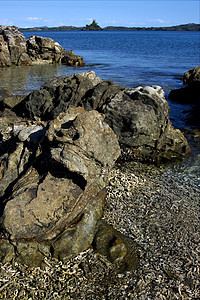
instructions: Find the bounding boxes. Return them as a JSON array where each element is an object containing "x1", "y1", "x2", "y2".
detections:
[
  {"x1": 26, "y1": 17, "x2": 42, "y2": 21},
  {"x1": 0, "y1": 19, "x2": 15, "y2": 25},
  {"x1": 155, "y1": 19, "x2": 166, "y2": 24}
]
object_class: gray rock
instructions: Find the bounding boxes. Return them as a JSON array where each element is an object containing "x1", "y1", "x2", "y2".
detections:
[
  {"x1": 13, "y1": 71, "x2": 190, "y2": 162},
  {"x1": 104, "y1": 85, "x2": 190, "y2": 162},
  {"x1": 14, "y1": 71, "x2": 102, "y2": 120},
  {"x1": 105, "y1": 86, "x2": 168, "y2": 148}
]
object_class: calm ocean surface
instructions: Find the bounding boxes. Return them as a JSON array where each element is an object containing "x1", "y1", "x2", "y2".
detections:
[{"x1": 0, "y1": 30, "x2": 199, "y2": 129}]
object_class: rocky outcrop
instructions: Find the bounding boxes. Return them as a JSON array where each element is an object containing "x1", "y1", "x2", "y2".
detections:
[
  {"x1": 104, "y1": 86, "x2": 190, "y2": 162},
  {"x1": 183, "y1": 66, "x2": 200, "y2": 84},
  {"x1": 0, "y1": 107, "x2": 120, "y2": 266},
  {"x1": 169, "y1": 66, "x2": 200, "y2": 128},
  {"x1": 14, "y1": 71, "x2": 190, "y2": 163},
  {"x1": 169, "y1": 66, "x2": 200, "y2": 103},
  {"x1": 0, "y1": 25, "x2": 85, "y2": 67},
  {"x1": 0, "y1": 70, "x2": 191, "y2": 267}
]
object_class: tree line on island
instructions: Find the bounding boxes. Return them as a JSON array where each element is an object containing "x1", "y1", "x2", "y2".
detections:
[{"x1": 20, "y1": 20, "x2": 200, "y2": 31}]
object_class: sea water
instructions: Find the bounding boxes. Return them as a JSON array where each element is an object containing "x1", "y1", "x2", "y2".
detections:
[{"x1": 0, "y1": 30, "x2": 199, "y2": 129}]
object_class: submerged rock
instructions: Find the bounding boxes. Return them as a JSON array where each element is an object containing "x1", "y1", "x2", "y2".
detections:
[{"x1": 0, "y1": 25, "x2": 85, "y2": 67}]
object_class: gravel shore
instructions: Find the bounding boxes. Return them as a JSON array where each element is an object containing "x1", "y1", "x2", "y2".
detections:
[{"x1": 0, "y1": 146, "x2": 199, "y2": 299}]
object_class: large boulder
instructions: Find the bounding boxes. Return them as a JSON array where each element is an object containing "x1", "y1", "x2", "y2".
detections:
[
  {"x1": 105, "y1": 86, "x2": 168, "y2": 148},
  {"x1": 0, "y1": 25, "x2": 85, "y2": 67},
  {"x1": 104, "y1": 86, "x2": 190, "y2": 162},
  {"x1": 0, "y1": 107, "x2": 121, "y2": 267},
  {"x1": 13, "y1": 71, "x2": 190, "y2": 163},
  {"x1": 13, "y1": 71, "x2": 123, "y2": 120},
  {"x1": 14, "y1": 71, "x2": 104, "y2": 120}
]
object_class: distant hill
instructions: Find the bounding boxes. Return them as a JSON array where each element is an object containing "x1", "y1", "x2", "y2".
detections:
[
  {"x1": 19, "y1": 25, "x2": 81, "y2": 31},
  {"x1": 20, "y1": 23, "x2": 200, "y2": 32},
  {"x1": 104, "y1": 23, "x2": 200, "y2": 31}
]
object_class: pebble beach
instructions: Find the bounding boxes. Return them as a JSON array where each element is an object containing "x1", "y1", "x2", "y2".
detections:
[{"x1": 0, "y1": 136, "x2": 199, "y2": 299}]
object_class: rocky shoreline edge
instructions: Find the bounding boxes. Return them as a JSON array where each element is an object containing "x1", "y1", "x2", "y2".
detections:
[
  {"x1": 0, "y1": 25, "x2": 85, "y2": 67},
  {"x1": 0, "y1": 68, "x2": 199, "y2": 298},
  {"x1": 0, "y1": 26, "x2": 199, "y2": 299}
]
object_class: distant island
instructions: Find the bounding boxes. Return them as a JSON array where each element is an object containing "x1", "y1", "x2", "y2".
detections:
[
  {"x1": 81, "y1": 20, "x2": 103, "y2": 31},
  {"x1": 20, "y1": 20, "x2": 200, "y2": 32}
]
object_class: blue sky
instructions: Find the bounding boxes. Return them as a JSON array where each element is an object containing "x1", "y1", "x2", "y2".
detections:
[{"x1": 0, "y1": 0, "x2": 199, "y2": 28}]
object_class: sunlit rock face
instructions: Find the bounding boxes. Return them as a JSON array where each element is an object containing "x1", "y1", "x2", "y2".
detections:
[
  {"x1": 0, "y1": 25, "x2": 85, "y2": 67},
  {"x1": 0, "y1": 107, "x2": 120, "y2": 267}
]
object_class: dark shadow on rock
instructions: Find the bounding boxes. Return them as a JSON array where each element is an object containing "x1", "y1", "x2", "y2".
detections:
[
  {"x1": 49, "y1": 160, "x2": 87, "y2": 191},
  {"x1": 169, "y1": 82, "x2": 200, "y2": 104}
]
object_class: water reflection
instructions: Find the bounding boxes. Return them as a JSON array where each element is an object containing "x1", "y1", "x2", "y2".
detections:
[{"x1": 0, "y1": 64, "x2": 84, "y2": 95}]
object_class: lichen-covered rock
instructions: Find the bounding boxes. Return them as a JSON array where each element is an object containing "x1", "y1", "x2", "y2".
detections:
[
  {"x1": 0, "y1": 25, "x2": 29, "y2": 67},
  {"x1": 47, "y1": 107, "x2": 121, "y2": 180},
  {"x1": 0, "y1": 25, "x2": 85, "y2": 67},
  {"x1": 0, "y1": 108, "x2": 120, "y2": 267},
  {"x1": 104, "y1": 86, "x2": 190, "y2": 162}
]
